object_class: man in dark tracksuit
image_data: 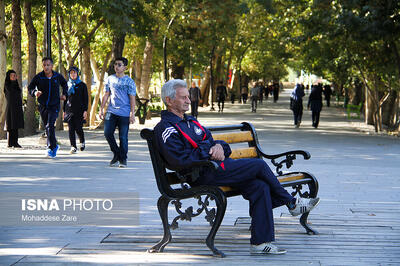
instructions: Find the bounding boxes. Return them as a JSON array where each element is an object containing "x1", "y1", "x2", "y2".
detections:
[
  {"x1": 154, "y1": 79, "x2": 320, "y2": 255},
  {"x1": 28, "y1": 57, "x2": 68, "y2": 158}
]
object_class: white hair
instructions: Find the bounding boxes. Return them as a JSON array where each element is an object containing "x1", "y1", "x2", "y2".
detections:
[{"x1": 161, "y1": 79, "x2": 187, "y2": 106}]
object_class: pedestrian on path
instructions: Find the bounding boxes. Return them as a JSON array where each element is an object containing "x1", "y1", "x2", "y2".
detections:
[
  {"x1": 323, "y1": 84, "x2": 332, "y2": 107},
  {"x1": 154, "y1": 79, "x2": 320, "y2": 255},
  {"x1": 216, "y1": 81, "x2": 227, "y2": 113},
  {"x1": 250, "y1": 82, "x2": 260, "y2": 112},
  {"x1": 272, "y1": 82, "x2": 280, "y2": 103},
  {"x1": 241, "y1": 85, "x2": 248, "y2": 104},
  {"x1": 308, "y1": 84, "x2": 323, "y2": 128},
  {"x1": 63, "y1": 66, "x2": 88, "y2": 154},
  {"x1": 259, "y1": 83, "x2": 264, "y2": 105},
  {"x1": 290, "y1": 83, "x2": 305, "y2": 128},
  {"x1": 99, "y1": 57, "x2": 136, "y2": 168},
  {"x1": 4, "y1": 70, "x2": 24, "y2": 148},
  {"x1": 189, "y1": 81, "x2": 201, "y2": 118},
  {"x1": 28, "y1": 57, "x2": 68, "y2": 158}
]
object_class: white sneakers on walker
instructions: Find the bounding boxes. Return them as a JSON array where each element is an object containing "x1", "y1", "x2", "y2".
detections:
[
  {"x1": 250, "y1": 242, "x2": 287, "y2": 255},
  {"x1": 289, "y1": 197, "x2": 320, "y2": 216}
]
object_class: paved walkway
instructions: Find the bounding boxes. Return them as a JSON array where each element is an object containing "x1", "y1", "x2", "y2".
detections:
[{"x1": 0, "y1": 89, "x2": 399, "y2": 265}]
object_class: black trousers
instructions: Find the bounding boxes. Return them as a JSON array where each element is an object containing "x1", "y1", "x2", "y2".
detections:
[
  {"x1": 191, "y1": 101, "x2": 199, "y2": 117},
  {"x1": 217, "y1": 99, "x2": 225, "y2": 111},
  {"x1": 39, "y1": 105, "x2": 58, "y2": 150},
  {"x1": 7, "y1": 129, "x2": 18, "y2": 147},
  {"x1": 68, "y1": 115, "x2": 85, "y2": 148},
  {"x1": 312, "y1": 111, "x2": 321, "y2": 128},
  {"x1": 292, "y1": 103, "x2": 303, "y2": 125},
  {"x1": 251, "y1": 96, "x2": 258, "y2": 112}
]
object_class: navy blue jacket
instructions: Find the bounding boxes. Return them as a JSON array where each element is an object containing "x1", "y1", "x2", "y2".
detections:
[
  {"x1": 154, "y1": 111, "x2": 231, "y2": 172},
  {"x1": 28, "y1": 71, "x2": 68, "y2": 110}
]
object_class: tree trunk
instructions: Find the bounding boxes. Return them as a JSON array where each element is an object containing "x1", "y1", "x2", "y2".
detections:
[
  {"x1": 140, "y1": 37, "x2": 156, "y2": 98},
  {"x1": 107, "y1": 32, "x2": 126, "y2": 75},
  {"x1": 12, "y1": 0, "x2": 22, "y2": 87},
  {"x1": 200, "y1": 66, "x2": 211, "y2": 106},
  {"x1": 0, "y1": 0, "x2": 7, "y2": 139},
  {"x1": 23, "y1": 0, "x2": 37, "y2": 136},
  {"x1": 82, "y1": 45, "x2": 91, "y2": 125},
  {"x1": 134, "y1": 57, "x2": 142, "y2": 95},
  {"x1": 366, "y1": 84, "x2": 375, "y2": 125},
  {"x1": 382, "y1": 89, "x2": 397, "y2": 128},
  {"x1": 89, "y1": 50, "x2": 111, "y2": 126},
  {"x1": 55, "y1": 11, "x2": 64, "y2": 131}
]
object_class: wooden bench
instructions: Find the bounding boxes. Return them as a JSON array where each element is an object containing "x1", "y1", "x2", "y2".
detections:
[
  {"x1": 140, "y1": 122, "x2": 319, "y2": 257},
  {"x1": 347, "y1": 102, "x2": 362, "y2": 119}
]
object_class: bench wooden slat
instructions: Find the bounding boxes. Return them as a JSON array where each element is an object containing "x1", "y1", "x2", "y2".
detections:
[
  {"x1": 230, "y1": 147, "x2": 258, "y2": 159},
  {"x1": 219, "y1": 174, "x2": 306, "y2": 193},
  {"x1": 212, "y1": 131, "x2": 253, "y2": 144},
  {"x1": 277, "y1": 173, "x2": 305, "y2": 183}
]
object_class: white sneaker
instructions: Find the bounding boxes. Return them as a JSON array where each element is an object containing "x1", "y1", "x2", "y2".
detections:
[
  {"x1": 289, "y1": 197, "x2": 320, "y2": 216},
  {"x1": 70, "y1": 147, "x2": 77, "y2": 154},
  {"x1": 250, "y1": 242, "x2": 287, "y2": 255}
]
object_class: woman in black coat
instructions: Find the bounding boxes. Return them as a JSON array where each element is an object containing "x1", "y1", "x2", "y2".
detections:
[
  {"x1": 290, "y1": 83, "x2": 305, "y2": 128},
  {"x1": 4, "y1": 70, "x2": 24, "y2": 148},
  {"x1": 307, "y1": 84, "x2": 323, "y2": 128},
  {"x1": 64, "y1": 66, "x2": 88, "y2": 154}
]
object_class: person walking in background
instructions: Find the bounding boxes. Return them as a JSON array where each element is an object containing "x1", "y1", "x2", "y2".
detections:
[
  {"x1": 323, "y1": 84, "x2": 332, "y2": 107},
  {"x1": 230, "y1": 89, "x2": 235, "y2": 104},
  {"x1": 189, "y1": 81, "x2": 201, "y2": 118},
  {"x1": 290, "y1": 83, "x2": 305, "y2": 128},
  {"x1": 4, "y1": 70, "x2": 24, "y2": 148},
  {"x1": 308, "y1": 84, "x2": 323, "y2": 128},
  {"x1": 241, "y1": 85, "x2": 248, "y2": 104},
  {"x1": 216, "y1": 81, "x2": 227, "y2": 113},
  {"x1": 99, "y1": 57, "x2": 136, "y2": 168},
  {"x1": 259, "y1": 82, "x2": 264, "y2": 104},
  {"x1": 28, "y1": 57, "x2": 68, "y2": 158},
  {"x1": 250, "y1": 82, "x2": 260, "y2": 113},
  {"x1": 272, "y1": 82, "x2": 280, "y2": 103},
  {"x1": 63, "y1": 66, "x2": 88, "y2": 154}
]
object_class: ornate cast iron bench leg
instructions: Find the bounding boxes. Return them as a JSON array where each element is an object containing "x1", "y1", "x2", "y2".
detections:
[
  {"x1": 148, "y1": 195, "x2": 171, "y2": 253},
  {"x1": 300, "y1": 212, "x2": 318, "y2": 235},
  {"x1": 298, "y1": 173, "x2": 319, "y2": 235},
  {"x1": 205, "y1": 193, "x2": 227, "y2": 258}
]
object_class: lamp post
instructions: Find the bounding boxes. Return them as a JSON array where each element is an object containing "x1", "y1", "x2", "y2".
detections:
[{"x1": 45, "y1": 0, "x2": 51, "y2": 58}]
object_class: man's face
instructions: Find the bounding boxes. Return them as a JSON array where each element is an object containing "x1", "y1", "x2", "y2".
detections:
[
  {"x1": 167, "y1": 87, "x2": 190, "y2": 114},
  {"x1": 114, "y1": 60, "x2": 126, "y2": 74},
  {"x1": 191, "y1": 82, "x2": 196, "y2": 88},
  {"x1": 42, "y1": 60, "x2": 53, "y2": 74}
]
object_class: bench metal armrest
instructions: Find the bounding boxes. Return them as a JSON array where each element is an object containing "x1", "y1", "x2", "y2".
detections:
[{"x1": 258, "y1": 149, "x2": 311, "y2": 176}]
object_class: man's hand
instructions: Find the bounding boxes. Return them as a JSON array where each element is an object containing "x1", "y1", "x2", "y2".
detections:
[
  {"x1": 83, "y1": 111, "x2": 87, "y2": 120},
  {"x1": 130, "y1": 113, "x2": 135, "y2": 124},
  {"x1": 99, "y1": 109, "x2": 104, "y2": 120},
  {"x1": 60, "y1": 95, "x2": 66, "y2": 101},
  {"x1": 209, "y1": 144, "x2": 225, "y2": 161},
  {"x1": 35, "y1": 91, "x2": 42, "y2": 97}
]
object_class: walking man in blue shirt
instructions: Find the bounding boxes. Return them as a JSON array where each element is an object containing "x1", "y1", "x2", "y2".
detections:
[
  {"x1": 28, "y1": 57, "x2": 68, "y2": 158},
  {"x1": 99, "y1": 57, "x2": 136, "y2": 168}
]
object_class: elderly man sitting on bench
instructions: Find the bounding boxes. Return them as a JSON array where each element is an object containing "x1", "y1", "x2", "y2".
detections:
[{"x1": 154, "y1": 79, "x2": 320, "y2": 255}]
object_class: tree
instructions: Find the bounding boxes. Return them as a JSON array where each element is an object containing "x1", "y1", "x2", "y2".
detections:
[
  {"x1": 11, "y1": 0, "x2": 22, "y2": 87},
  {"x1": 0, "y1": 0, "x2": 6, "y2": 138},
  {"x1": 23, "y1": 0, "x2": 38, "y2": 136}
]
